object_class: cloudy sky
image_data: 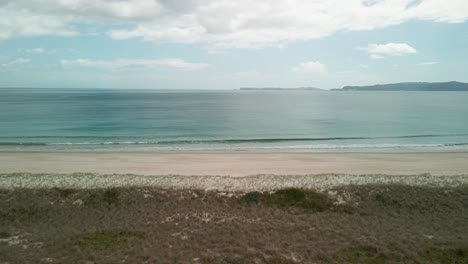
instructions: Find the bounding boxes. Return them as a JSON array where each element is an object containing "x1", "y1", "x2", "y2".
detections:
[{"x1": 0, "y1": 0, "x2": 467, "y2": 89}]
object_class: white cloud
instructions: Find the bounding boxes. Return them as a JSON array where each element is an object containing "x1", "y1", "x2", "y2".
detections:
[
  {"x1": 1, "y1": 0, "x2": 468, "y2": 47},
  {"x1": 291, "y1": 61, "x2": 327, "y2": 74},
  {"x1": 417, "y1": 61, "x2": 438, "y2": 66},
  {"x1": 1, "y1": 58, "x2": 30, "y2": 68},
  {"x1": 18, "y1": 48, "x2": 45, "y2": 54},
  {"x1": 106, "y1": 0, "x2": 468, "y2": 48},
  {"x1": 2, "y1": 0, "x2": 164, "y2": 22},
  {"x1": 361, "y1": 43, "x2": 418, "y2": 59},
  {"x1": 0, "y1": 8, "x2": 77, "y2": 40},
  {"x1": 60, "y1": 58, "x2": 209, "y2": 70}
]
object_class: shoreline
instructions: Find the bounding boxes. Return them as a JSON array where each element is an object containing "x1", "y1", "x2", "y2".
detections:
[
  {"x1": 1, "y1": 152, "x2": 468, "y2": 190},
  {"x1": 1, "y1": 151, "x2": 468, "y2": 176}
]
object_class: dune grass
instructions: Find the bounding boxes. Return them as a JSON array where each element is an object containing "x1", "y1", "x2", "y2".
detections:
[{"x1": 1, "y1": 183, "x2": 468, "y2": 263}]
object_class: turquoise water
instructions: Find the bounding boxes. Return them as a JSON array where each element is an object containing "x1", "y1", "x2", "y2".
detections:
[{"x1": 1, "y1": 88, "x2": 468, "y2": 152}]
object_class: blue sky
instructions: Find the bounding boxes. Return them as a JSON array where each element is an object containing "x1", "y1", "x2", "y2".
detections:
[{"x1": 1, "y1": 0, "x2": 468, "y2": 89}]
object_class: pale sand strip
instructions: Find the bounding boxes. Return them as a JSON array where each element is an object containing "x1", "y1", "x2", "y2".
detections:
[
  {"x1": 0, "y1": 152, "x2": 468, "y2": 190},
  {"x1": 1, "y1": 152, "x2": 468, "y2": 176}
]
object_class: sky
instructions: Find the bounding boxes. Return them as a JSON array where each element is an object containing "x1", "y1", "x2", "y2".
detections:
[{"x1": 0, "y1": 0, "x2": 468, "y2": 89}]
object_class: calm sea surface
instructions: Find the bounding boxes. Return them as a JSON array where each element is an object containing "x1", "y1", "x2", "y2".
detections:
[{"x1": 1, "y1": 88, "x2": 468, "y2": 152}]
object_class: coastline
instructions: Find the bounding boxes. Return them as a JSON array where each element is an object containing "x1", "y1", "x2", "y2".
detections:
[
  {"x1": 1, "y1": 151, "x2": 468, "y2": 176},
  {"x1": 1, "y1": 152, "x2": 468, "y2": 190}
]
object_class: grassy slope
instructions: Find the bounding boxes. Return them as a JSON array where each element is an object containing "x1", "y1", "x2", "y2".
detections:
[{"x1": 1, "y1": 184, "x2": 468, "y2": 263}]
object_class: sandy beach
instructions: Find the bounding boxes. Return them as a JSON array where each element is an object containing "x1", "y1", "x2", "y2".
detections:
[
  {"x1": 1, "y1": 152, "x2": 468, "y2": 176},
  {"x1": 1, "y1": 151, "x2": 468, "y2": 190}
]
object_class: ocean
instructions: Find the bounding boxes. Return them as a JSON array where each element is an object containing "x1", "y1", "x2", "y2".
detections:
[{"x1": 1, "y1": 88, "x2": 468, "y2": 152}]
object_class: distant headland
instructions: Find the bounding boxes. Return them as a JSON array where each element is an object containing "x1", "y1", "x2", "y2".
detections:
[
  {"x1": 241, "y1": 81, "x2": 468, "y2": 91},
  {"x1": 333, "y1": 81, "x2": 468, "y2": 91}
]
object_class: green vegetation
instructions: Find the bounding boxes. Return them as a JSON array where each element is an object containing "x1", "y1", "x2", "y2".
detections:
[
  {"x1": 103, "y1": 188, "x2": 119, "y2": 206},
  {"x1": 0, "y1": 206, "x2": 43, "y2": 222},
  {"x1": 212, "y1": 256, "x2": 294, "y2": 264},
  {"x1": 76, "y1": 230, "x2": 145, "y2": 251},
  {"x1": 0, "y1": 232, "x2": 10, "y2": 239},
  {"x1": 241, "y1": 191, "x2": 262, "y2": 205},
  {"x1": 265, "y1": 188, "x2": 333, "y2": 212},
  {"x1": 1, "y1": 185, "x2": 468, "y2": 263},
  {"x1": 424, "y1": 247, "x2": 468, "y2": 264},
  {"x1": 335, "y1": 247, "x2": 388, "y2": 264},
  {"x1": 241, "y1": 188, "x2": 351, "y2": 213},
  {"x1": 52, "y1": 187, "x2": 76, "y2": 198},
  {"x1": 84, "y1": 188, "x2": 120, "y2": 206},
  {"x1": 374, "y1": 193, "x2": 402, "y2": 207},
  {"x1": 84, "y1": 192, "x2": 99, "y2": 206}
]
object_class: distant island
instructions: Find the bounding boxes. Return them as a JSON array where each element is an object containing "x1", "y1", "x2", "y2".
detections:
[
  {"x1": 333, "y1": 81, "x2": 468, "y2": 91},
  {"x1": 240, "y1": 87, "x2": 321, "y2": 91},
  {"x1": 241, "y1": 82, "x2": 468, "y2": 91}
]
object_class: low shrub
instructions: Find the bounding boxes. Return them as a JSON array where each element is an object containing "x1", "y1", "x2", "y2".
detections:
[
  {"x1": 103, "y1": 188, "x2": 119, "y2": 206},
  {"x1": 76, "y1": 230, "x2": 145, "y2": 251},
  {"x1": 52, "y1": 187, "x2": 76, "y2": 198},
  {"x1": 241, "y1": 191, "x2": 263, "y2": 205},
  {"x1": 265, "y1": 188, "x2": 333, "y2": 212}
]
